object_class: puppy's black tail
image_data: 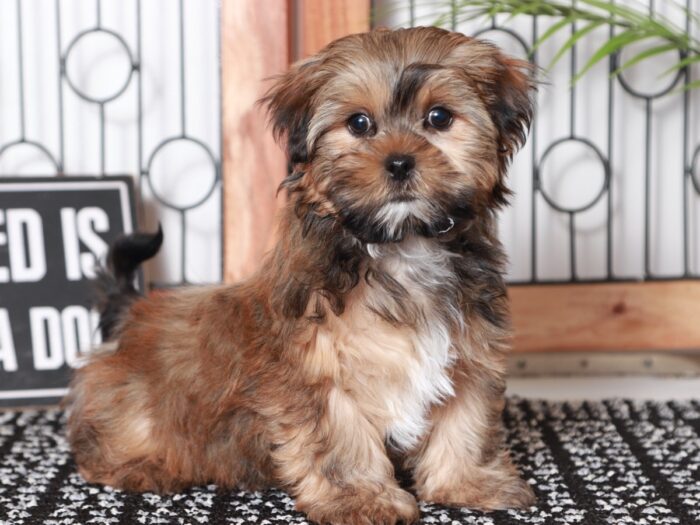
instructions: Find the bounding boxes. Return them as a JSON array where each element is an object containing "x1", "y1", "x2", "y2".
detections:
[{"x1": 95, "y1": 225, "x2": 163, "y2": 341}]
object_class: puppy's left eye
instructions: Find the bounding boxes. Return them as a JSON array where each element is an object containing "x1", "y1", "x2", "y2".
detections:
[
  {"x1": 425, "y1": 107, "x2": 453, "y2": 130},
  {"x1": 347, "y1": 113, "x2": 374, "y2": 136}
]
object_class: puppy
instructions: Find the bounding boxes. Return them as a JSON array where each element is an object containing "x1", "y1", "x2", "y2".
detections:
[{"x1": 67, "y1": 27, "x2": 536, "y2": 525}]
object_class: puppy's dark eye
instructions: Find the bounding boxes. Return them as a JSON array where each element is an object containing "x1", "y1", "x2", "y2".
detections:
[
  {"x1": 347, "y1": 113, "x2": 373, "y2": 136},
  {"x1": 425, "y1": 107, "x2": 453, "y2": 130}
]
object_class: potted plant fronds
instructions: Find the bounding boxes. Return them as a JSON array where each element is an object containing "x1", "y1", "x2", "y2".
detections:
[{"x1": 385, "y1": 0, "x2": 700, "y2": 91}]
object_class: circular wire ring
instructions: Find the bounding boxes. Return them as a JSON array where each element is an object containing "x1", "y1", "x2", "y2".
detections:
[
  {"x1": 144, "y1": 136, "x2": 220, "y2": 211},
  {"x1": 472, "y1": 26, "x2": 531, "y2": 56},
  {"x1": 63, "y1": 28, "x2": 136, "y2": 104},
  {"x1": 616, "y1": 49, "x2": 686, "y2": 100},
  {"x1": 537, "y1": 137, "x2": 610, "y2": 214},
  {"x1": 0, "y1": 140, "x2": 60, "y2": 173},
  {"x1": 690, "y1": 144, "x2": 700, "y2": 195}
]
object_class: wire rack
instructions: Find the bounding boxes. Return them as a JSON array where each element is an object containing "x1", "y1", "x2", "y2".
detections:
[
  {"x1": 0, "y1": 0, "x2": 221, "y2": 287},
  {"x1": 3, "y1": 1, "x2": 699, "y2": 286}
]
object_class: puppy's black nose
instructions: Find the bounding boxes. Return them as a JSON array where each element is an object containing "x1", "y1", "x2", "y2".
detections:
[{"x1": 385, "y1": 154, "x2": 415, "y2": 182}]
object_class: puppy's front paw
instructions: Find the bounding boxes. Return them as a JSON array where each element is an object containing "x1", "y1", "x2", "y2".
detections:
[
  {"x1": 419, "y1": 474, "x2": 535, "y2": 511},
  {"x1": 303, "y1": 486, "x2": 419, "y2": 525},
  {"x1": 483, "y1": 475, "x2": 536, "y2": 510}
]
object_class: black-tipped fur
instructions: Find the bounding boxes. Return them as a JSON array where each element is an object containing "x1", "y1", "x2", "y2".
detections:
[{"x1": 95, "y1": 225, "x2": 163, "y2": 340}]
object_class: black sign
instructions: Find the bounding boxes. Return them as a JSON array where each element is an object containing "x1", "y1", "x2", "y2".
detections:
[{"x1": 0, "y1": 177, "x2": 136, "y2": 407}]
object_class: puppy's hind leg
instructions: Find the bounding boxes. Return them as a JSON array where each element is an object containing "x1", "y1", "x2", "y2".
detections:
[
  {"x1": 269, "y1": 386, "x2": 419, "y2": 525},
  {"x1": 67, "y1": 361, "x2": 179, "y2": 492}
]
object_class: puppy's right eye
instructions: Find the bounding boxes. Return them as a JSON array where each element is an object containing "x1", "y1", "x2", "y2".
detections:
[
  {"x1": 347, "y1": 114, "x2": 373, "y2": 136},
  {"x1": 425, "y1": 107, "x2": 453, "y2": 130}
]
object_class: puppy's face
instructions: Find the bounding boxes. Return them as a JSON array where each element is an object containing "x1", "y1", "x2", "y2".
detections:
[{"x1": 265, "y1": 27, "x2": 534, "y2": 243}]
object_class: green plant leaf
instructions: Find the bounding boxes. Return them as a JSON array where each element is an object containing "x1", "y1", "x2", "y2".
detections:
[
  {"x1": 429, "y1": 0, "x2": 700, "y2": 93},
  {"x1": 578, "y1": 0, "x2": 648, "y2": 25},
  {"x1": 613, "y1": 43, "x2": 678, "y2": 75},
  {"x1": 507, "y1": 1, "x2": 546, "y2": 21},
  {"x1": 680, "y1": 78, "x2": 700, "y2": 91},
  {"x1": 548, "y1": 20, "x2": 607, "y2": 68},
  {"x1": 532, "y1": 15, "x2": 577, "y2": 52},
  {"x1": 574, "y1": 29, "x2": 651, "y2": 82},
  {"x1": 660, "y1": 53, "x2": 700, "y2": 75}
]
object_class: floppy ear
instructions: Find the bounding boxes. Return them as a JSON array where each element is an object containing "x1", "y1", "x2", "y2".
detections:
[
  {"x1": 481, "y1": 52, "x2": 535, "y2": 205},
  {"x1": 482, "y1": 53, "x2": 536, "y2": 161},
  {"x1": 448, "y1": 39, "x2": 536, "y2": 160},
  {"x1": 449, "y1": 40, "x2": 536, "y2": 205},
  {"x1": 261, "y1": 56, "x2": 325, "y2": 165}
]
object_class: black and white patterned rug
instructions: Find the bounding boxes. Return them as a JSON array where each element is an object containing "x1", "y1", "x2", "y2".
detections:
[{"x1": 1, "y1": 398, "x2": 699, "y2": 524}]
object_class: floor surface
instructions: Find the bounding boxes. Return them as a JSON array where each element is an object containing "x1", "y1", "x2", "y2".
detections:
[{"x1": 507, "y1": 376, "x2": 700, "y2": 400}]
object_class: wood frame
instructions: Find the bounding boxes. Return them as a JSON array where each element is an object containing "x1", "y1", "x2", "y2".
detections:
[
  {"x1": 293, "y1": 0, "x2": 371, "y2": 58},
  {"x1": 510, "y1": 282, "x2": 700, "y2": 353},
  {"x1": 221, "y1": 2, "x2": 699, "y2": 354},
  {"x1": 221, "y1": 0, "x2": 289, "y2": 283}
]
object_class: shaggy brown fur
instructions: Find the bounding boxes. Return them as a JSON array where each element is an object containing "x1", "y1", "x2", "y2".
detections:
[{"x1": 67, "y1": 27, "x2": 536, "y2": 524}]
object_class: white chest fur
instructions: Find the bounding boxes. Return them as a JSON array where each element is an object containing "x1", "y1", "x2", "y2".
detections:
[{"x1": 362, "y1": 238, "x2": 462, "y2": 450}]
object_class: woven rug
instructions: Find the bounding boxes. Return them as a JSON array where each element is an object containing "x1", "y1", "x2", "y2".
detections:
[{"x1": 1, "y1": 398, "x2": 699, "y2": 525}]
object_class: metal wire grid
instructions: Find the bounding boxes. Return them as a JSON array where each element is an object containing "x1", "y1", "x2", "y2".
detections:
[
  {"x1": 0, "y1": 0, "x2": 222, "y2": 286},
  {"x1": 398, "y1": 0, "x2": 700, "y2": 284},
  {"x1": 4, "y1": 1, "x2": 699, "y2": 286}
]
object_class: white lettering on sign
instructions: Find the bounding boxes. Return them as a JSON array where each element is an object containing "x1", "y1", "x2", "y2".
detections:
[
  {"x1": 0, "y1": 209, "x2": 47, "y2": 283},
  {"x1": 61, "y1": 207, "x2": 110, "y2": 280},
  {"x1": 29, "y1": 306, "x2": 100, "y2": 370},
  {"x1": 0, "y1": 309, "x2": 18, "y2": 372},
  {"x1": 30, "y1": 307, "x2": 64, "y2": 370},
  {"x1": 0, "y1": 211, "x2": 8, "y2": 283}
]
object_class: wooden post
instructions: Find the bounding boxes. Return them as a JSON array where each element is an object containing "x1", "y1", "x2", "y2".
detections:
[
  {"x1": 294, "y1": 0, "x2": 371, "y2": 59},
  {"x1": 221, "y1": 0, "x2": 289, "y2": 283}
]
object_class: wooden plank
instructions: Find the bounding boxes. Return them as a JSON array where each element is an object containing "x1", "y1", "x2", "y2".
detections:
[
  {"x1": 509, "y1": 281, "x2": 700, "y2": 353},
  {"x1": 221, "y1": 0, "x2": 289, "y2": 283},
  {"x1": 295, "y1": 0, "x2": 371, "y2": 58}
]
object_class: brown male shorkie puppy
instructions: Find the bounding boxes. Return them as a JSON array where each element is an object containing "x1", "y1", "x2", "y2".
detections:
[{"x1": 67, "y1": 26, "x2": 536, "y2": 524}]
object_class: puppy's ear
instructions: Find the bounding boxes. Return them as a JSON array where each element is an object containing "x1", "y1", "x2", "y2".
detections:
[
  {"x1": 261, "y1": 57, "x2": 324, "y2": 165},
  {"x1": 481, "y1": 52, "x2": 536, "y2": 161},
  {"x1": 479, "y1": 51, "x2": 535, "y2": 206},
  {"x1": 450, "y1": 40, "x2": 535, "y2": 156},
  {"x1": 448, "y1": 39, "x2": 535, "y2": 205}
]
